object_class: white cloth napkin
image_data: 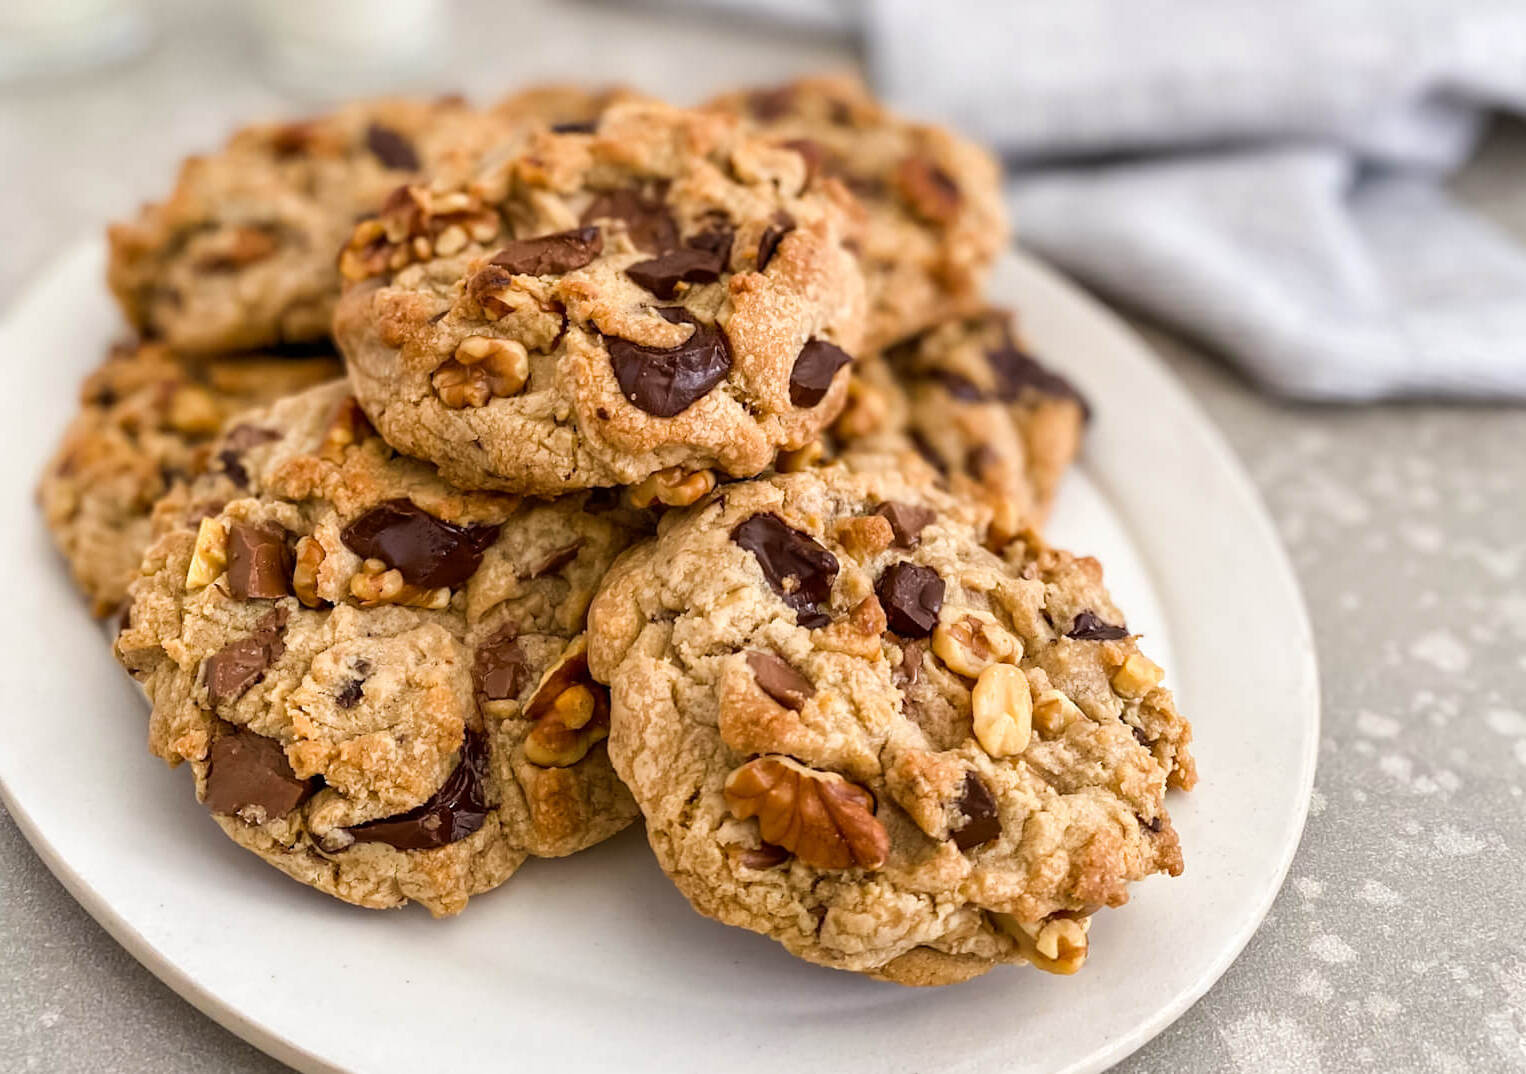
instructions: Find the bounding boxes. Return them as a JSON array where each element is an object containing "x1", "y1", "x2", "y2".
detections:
[{"x1": 679, "y1": 0, "x2": 1526, "y2": 399}]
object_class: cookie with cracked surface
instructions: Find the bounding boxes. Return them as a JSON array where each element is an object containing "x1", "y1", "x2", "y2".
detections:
[
  {"x1": 333, "y1": 100, "x2": 866, "y2": 498},
  {"x1": 818, "y1": 307, "x2": 1088, "y2": 534},
  {"x1": 587, "y1": 466, "x2": 1193, "y2": 983},
  {"x1": 879, "y1": 309, "x2": 1089, "y2": 523},
  {"x1": 38, "y1": 341, "x2": 340, "y2": 616},
  {"x1": 107, "y1": 91, "x2": 618, "y2": 354},
  {"x1": 115, "y1": 381, "x2": 646, "y2": 916},
  {"x1": 707, "y1": 73, "x2": 1007, "y2": 351}
]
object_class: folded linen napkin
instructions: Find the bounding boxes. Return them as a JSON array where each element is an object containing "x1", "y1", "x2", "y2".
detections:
[{"x1": 680, "y1": 0, "x2": 1526, "y2": 399}]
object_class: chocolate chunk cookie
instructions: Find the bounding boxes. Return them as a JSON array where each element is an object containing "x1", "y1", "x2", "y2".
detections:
[
  {"x1": 38, "y1": 342, "x2": 340, "y2": 616},
  {"x1": 587, "y1": 466, "x2": 1194, "y2": 983},
  {"x1": 707, "y1": 74, "x2": 1007, "y2": 351},
  {"x1": 333, "y1": 100, "x2": 866, "y2": 499},
  {"x1": 115, "y1": 381, "x2": 646, "y2": 915},
  {"x1": 108, "y1": 90, "x2": 623, "y2": 354}
]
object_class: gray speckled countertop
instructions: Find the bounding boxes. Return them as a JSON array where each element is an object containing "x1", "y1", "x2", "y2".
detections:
[{"x1": 4, "y1": 4, "x2": 1525, "y2": 1072}]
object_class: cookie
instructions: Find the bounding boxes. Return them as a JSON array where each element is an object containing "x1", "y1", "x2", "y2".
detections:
[
  {"x1": 38, "y1": 342, "x2": 340, "y2": 616},
  {"x1": 834, "y1": 308, "x2": 1089, "y2": 532},
  {"x1": 107, "y1": 91, "x2": 622, "y2": 355},
  {"x1": 115, "y1": 381, "x2": 646, "y2": 916},
  {"x1": 333, "y1": 99, "x2": 866, "y2": 499},
  {"x1": 707, "y1": 74, "x2": 1007, "y2": 351},
  {"x1": 587, "y1": 465, "x2": 1194, "y2": 983}
]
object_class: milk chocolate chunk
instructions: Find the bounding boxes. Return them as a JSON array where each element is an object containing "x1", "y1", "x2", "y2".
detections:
[
  {"x1": 475, "y1": 626, "x2": 527, "y2": 702},
  {"x1": 346, "y1": 731, "x2": 491, "y2": 850},
  {"x1": 875, "y1": 562, "x2": 945, "y2": 637},
  {"x1": 731, "y1": 512, "x2": 839, "y2": 629},
  {"x1": 341, "y1": 500, "x2": 500, "y2": 589},
  {"x1": 580, "y1": 185, "x2": 678, "y2": 254},
  {"x1": 607, "y1": 308, "x2": 732, "y2": 418},
  {"x1": 364, "y1": 123, "x2": 420, "y2": 171},
  {"x1": 203, "y1": 730, "x2": 312, "y2": 820},
  {"x1": 225, "y1": 522, "x2": 292, "y2": 600},
  {"x1": 872, "y1": 502, "x2": 935, "y2": 548},
  {"x1": 789, "y1": 340, "x2": 853, "y2": 407},
  {"x1": 490, "y1": 227, "x2": 603, "y2": 276},
  {"x1": 1066, "y1": 611, "x2": 1128, "y2": 641},
  {"x1": 950, "y1": 773, "x2": 1001, "y2": 850},
  {"x1": 745, "y1": 651, "x2": 815, "y2": 711},
  {"x1": 204, "y1": 609, "x2": 288, "y2": 706}
]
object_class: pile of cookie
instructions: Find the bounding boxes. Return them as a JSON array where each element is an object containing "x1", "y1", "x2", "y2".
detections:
[{"x1": 41, "y1": 75, "x2": 1195, "y2": 987}]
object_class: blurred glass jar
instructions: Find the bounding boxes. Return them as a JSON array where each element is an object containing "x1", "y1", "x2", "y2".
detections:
[
  {"x1": 0, "y1": 0, "x2": 151, "y2": 82},
  {"x1": 248, "y1": 0, "x2": 447, "y2": 98}
]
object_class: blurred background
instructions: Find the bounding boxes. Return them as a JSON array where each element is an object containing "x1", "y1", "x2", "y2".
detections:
[{"x1": 3, "y1": 1, "x2": 1525, "y2": 1072}]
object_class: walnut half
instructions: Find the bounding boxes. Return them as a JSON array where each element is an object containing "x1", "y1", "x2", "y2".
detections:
[{"x1": 723, "y1": 754, "x2": 888, "y2": 871}]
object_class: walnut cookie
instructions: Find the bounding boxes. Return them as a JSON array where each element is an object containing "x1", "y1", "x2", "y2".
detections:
[
  {"x1": 115, "y1": 381, "x2": 646, "y2": 916},
  {"x1": 107, "y1": 89, "x2": 630, "y2": 355},
  {"x1": 706, "y1": 73, "x2": 1007, "y2": 351},
  {"x1": 38, "y1": 341, "x2": 339, "y2": 617},
  {"x1": 333, "y1": 99, "x2": 866, "y2": 499},
  {"x1": 587, "y1": 465, "x2": 1194, "y2": 984},
  {"x1": 824, "y1": 308, "x2": 1089, "y2": 535}
]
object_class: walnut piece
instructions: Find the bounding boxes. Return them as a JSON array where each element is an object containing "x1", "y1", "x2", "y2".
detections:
[
  {"x1": 1111, "y1": 652, "x2": 1163, "y2": 697},
  {"x1": 348, "y1": 558, "x2": 450, "y2": 609},
  {"x1": 994, "y1": 912, "x2": 1090, "y2": 976},
  {"x1": 292, "y1": 536, "x2": 325, "y2": 608},
  {"x1": 522, "y1": 635, "x2": 610, "y2": 767},
  {"x1": 932, "y1": 610, "x2": 1021, "y2": 678},
  {"x1": 723, "y1": 754, "x2": 888, "y2": 870},
  {"x1": 627, "y1": 467, "x2": 717, "y2": 508},
  {"x1": 814, "y1": 595, "x2": 886, "y2": 659},
  {"x1": 432, "y1": 337, "x2": 530, "y2": 408}
]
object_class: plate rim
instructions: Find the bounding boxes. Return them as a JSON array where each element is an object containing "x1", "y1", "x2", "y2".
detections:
[{"x1": 0, "y1": 240, "x2": 1319, "y2": 1074}]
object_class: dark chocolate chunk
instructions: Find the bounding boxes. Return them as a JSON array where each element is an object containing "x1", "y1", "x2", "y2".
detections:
[
  {"x1": 1132, "y1": 724, "x2": 1155, "y2": 748},
  {"x1": 217, "y1": 450, "x2": 249, "y2": 489},
  {"x1": 203, "y1": 609, "x2": 288, "y2": 706},
  {"x1": 745, "y1": 651, "x2": 815, "y2": 711},
  {"x1": 474, "y1": 626, "x2": 527, "y2": 702},
  {"x1": 986, "y1": 330, "x2": 1091, "y2": 419},
  {"x1": 738, "y1": 843, "x2": 791, "y2": 869},
  {"x1": 364, "y1": 123, "x2": 420, "y2": 171},
  {"x1": 1138, "y1": 812, "x2": 1164, "y2": 833},
  {"x1": 341, "y1": 500, "x2": 500, "y2": 589},
  {"x1": 933, "y1": 371, "x2": 986, "y2": 402},
  {"x1": 336, "y1": 678, "x2": 365, "y2": 709},
  {"x1": 875, "y1": 562, "x2": 945, "y2": 637},
  {"x1": 203, "y1": 730, "x2": 312, "y2": 820},
  {"x1": 873, "y1": 502, "x2": 936, "y2": 548},
  {"x1": 755, "y1": 212, "x2": 795, "y2": 271},
  {"x1": 1066, "y1": 611, "x2": 1128, "y2": 641},
  {"x1": 225, "y1": 522, "x2": 292, "y2": 600},
  {"x1": 907, "y1": 431, "x2": 947, "y2": 475},
  {"x1": 628, "y1": 239, "x2": 729, "y2": 297},
  {"x1": 223, "y1": 424, "x2": 281, "y2": 454},
  {"x1": 967, "y1": 444, "x2": 1001, "y2": 481},
  {"x1": 490, "y1": 227, "x2": 603, "y2": 276},
  {"x1": 551, "y1": 120, "x2": 597, "y2": 134},
  {"x1": 346, "y1": 731, "x2": 490, "y2": 850},
  {"x1": 950, "y1": 773, "x2": 1001, "y2": 850},
  {"x1": 580, "y1": 186, "x2": 678, "y2": 254},
  {"x1": 748, "y1": 86, "x2": 796, "y2": 121},
  {"x1": 606, "y1": 308, "x2": 732, "y2": 418},
  {"x1": 789, "y1": 340, "x2": 853, "y2": 407},
  {"x1": 730, "y1": 512, "x2": 838, "y2": 629},
  {"x1": 530, "y1": 539, "x2": 585, "y2": 578},
  {"x1": 685, "y1": 225, "x2": 734, "y2": 263}
]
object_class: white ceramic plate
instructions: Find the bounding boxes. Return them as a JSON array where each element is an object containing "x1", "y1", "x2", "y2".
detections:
[{"x1": 0, "y1": 242, "x2": 1318, "y2": 1074}]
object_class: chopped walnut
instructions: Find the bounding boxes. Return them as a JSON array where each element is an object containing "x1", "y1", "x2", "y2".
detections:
[
  {"x1": 626, "y1": 467, "x2": 716, "y2": 508},
  {"x1": 522, "y1": 635, "x2": 610, "y2": 767},
  {"x1": 292, "y1": 536, "x2": 325, "y2": 608},
  {"x1": 1111, "y1": 652, "x2": 1163, "y2": 698},
  {"x1": 832, "y1": 514, "x2": 894, "y2": 559},
  {"x1": 994, "y1": 912, "x2": 1090, "y2": 975},
  {"x1": 814, "y1": 595, "x2": 886, "y2": 659},
  {"x1": 971, "y1": 663, "x2": 1033, "y2": 758},
  {"x1": 832, "y1": 376, "x2": 890, "y2": 440},
  {"x1": 167, "y1": 385, "x2": 223, "y2": 436},
  {"x1": 931, "y1": 610, "x2": 1021, "y2": 678},
  {"x1": 724, "y1": 754, "x2": 888, "y2": 871},
  {"x1": 432, "y1": 336, "x2": 530, "y2": 408},
  {"x1": 318, "y1": 397, "x2": 376, "y2": 462},
  {"x1": 338, "y1": 184, "x2": 500, "y2": 281},
  {"x1": 348, "y1": 558, "x2": 450, "y2": 609},
  {"x1": 775, "y1": 440, "x2": 826, "y2": 473}
]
